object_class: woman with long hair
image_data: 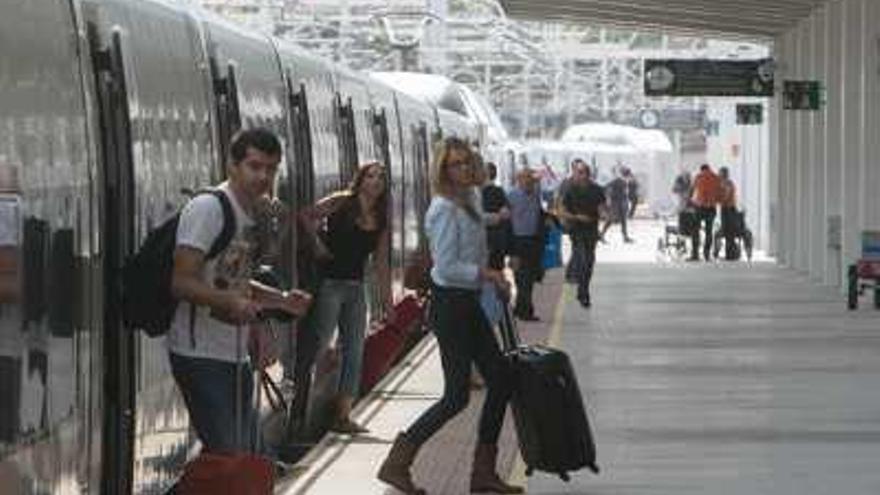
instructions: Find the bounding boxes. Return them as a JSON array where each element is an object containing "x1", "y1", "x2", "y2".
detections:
[
  {"x1": 302, "y1": 161, "x2": 390, "y2": 433},
  {"x1": 377, "y1": 138, "x2": 522, "y2": 494}
]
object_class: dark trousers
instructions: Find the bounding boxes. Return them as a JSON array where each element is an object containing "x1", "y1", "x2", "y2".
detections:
[
  {"x1": 512, "y1": 236, "x2": 542, "y2": 317},
  {"x1": 720, "y1": 206, "x2": 738, "y2": 259},
  {"x1": 565, "y1": 232, "x2": 583, "y2": 282},
  {"x1": 601, "y1": 201, "x2": 629, "y2": 240},
  {"x1": 170, "y1": 353, "x2": 255, "y2": 453},
  {"x1": 691, "y1": 206, "x2": 716, "y2": 260},
  {"x1": 571, "y1": 227, "x2": 599, "y2": 302},
  {"x1": 404, "y1": 286, "x2": 513, "y2": 446},
  {"x1": 486, "y1": 226, "x2": 508, "y2": 271}
]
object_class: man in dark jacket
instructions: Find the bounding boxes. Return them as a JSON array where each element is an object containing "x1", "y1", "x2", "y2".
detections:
[
  {"x1": 481, "y1": 163, "x2": 511, "y2": 270},
  {"x1": 600, "y1": 166, "x2": 634, "y2": 243}
]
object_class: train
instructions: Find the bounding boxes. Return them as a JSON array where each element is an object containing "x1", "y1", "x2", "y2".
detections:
[{"x1": 0, "y1": 0, "x2": 491, "y2": 493}]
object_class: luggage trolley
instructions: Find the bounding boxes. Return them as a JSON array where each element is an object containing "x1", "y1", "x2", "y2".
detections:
[
  {"x1": 847, "y1": 231, "x2": 880, "y2": 310},
  {"x1": 712, "y1": 210, "x2": 754, "y2": 261},
  {"x1": 657, "y1": 209, "x2": 697, "y2": 260}
]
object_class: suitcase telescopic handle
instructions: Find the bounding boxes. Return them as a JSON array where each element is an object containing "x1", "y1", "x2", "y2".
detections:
[{"x1": 496, "y1": 286, "x2": 521, "y2": 352}]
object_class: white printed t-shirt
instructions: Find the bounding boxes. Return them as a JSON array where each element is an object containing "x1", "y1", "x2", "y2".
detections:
[{"x1": 166, "y1": 182, "x2": 256, "y2": 363}]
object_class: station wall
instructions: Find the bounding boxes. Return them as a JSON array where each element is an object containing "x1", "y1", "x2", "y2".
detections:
[{"x1": 772, "y1": 0, "x2": 880, "y2": 287}]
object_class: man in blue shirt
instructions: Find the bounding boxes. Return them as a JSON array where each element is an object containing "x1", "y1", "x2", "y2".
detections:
[{"x1": 507, "y1": 169, "x2": 543, "y2": 321}]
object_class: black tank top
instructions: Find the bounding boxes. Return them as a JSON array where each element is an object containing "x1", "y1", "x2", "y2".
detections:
[{"x1": 320, "y1": 202, "x2": 381, "y2": 281}]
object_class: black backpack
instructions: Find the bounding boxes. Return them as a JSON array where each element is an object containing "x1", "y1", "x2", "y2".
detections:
[{"x1": 122, "y1": 190, "x2": 236, "y2": 336}]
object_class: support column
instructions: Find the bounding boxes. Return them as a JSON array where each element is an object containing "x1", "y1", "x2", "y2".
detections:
[
  {"x1": 841, "y1": 0, "x2": 865, "y2": 285},
  {"x1": 783, "y1": 32, "x2": 798, "y2": 267},
  {"x1": 794, "y1": 22, "x2": 809, "y2": 272},
  {"x1": 768, "y1": 40, "x2": 781, "y2": 257},
  {"x1": 810, "y1": 8, "x2": 829, "y2": 282},
  {"x1": 825, "y1": 0, "x2": 844, "y2": 286},
  {"x1": 866, "y1": 1, "x2": 880, "y2": 231}
]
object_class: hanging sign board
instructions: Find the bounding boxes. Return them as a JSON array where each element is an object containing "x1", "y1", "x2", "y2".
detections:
[
  {"x1": 782, "y1": 81, "x2": 822, "y2": 110},
  {"x1": 644, "y1": 58, "x2": 775, "y2": 97},
  {"x1": 736, "y1": 103, "x2": 764, "y2": 125}
]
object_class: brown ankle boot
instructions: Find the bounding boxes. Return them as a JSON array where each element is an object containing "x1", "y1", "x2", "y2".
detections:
[
  {"x1": 470, "y1": 444, "x2": 524, "y2": 494},
  {"x1": 377, "y1": 433, "x2": 426, "y2": 495}
]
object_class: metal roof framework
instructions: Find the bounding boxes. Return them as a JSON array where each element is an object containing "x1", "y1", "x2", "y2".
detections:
[
  {"x1": 499, "y1": 0, "x2": 828, "y2": 40},
  {"x1": 195, "y1": 0, "x2": 800, "y2": 138}
]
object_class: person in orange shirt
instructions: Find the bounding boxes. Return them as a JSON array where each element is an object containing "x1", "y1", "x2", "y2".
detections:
[
  {"x1": 718, "y1": 167, "x2": 739, "y2": 260},
  {"x1": 689, "y1": 164, "x2": 721, "y2": 261}
]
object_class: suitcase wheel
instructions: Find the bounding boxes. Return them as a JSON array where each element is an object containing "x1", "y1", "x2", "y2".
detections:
[{"x1": 558, "y1": 471, "x2": 570, "y2": 482}]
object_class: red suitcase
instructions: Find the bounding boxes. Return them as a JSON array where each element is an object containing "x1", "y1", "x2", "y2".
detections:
[
  {"x1": 175, "y1": 326, "x2": 275, "y2": 494},
  {"x1": 360, "y1": 295, "x2": 424, "y2": 391},
  {"x1": 176, "y1": 452, "x2": 273, "y2": 495}
]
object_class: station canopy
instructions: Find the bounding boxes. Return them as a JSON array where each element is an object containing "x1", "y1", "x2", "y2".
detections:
[{"x1": 499, "y1": 0, "x2": 827, "y2": 39}]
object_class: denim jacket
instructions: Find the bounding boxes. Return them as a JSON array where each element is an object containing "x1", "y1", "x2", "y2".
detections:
[{"x1": 426, "y1": 195, "x2": 487, "y2": 290}]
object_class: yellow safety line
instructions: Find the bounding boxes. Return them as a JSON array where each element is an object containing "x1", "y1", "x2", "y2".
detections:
[{"x1": 507, "y1": 283, "x2": 571, "y2": 491}]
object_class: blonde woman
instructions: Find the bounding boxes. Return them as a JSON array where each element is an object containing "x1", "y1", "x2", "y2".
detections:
[{"x1": 377, "y1": 138, "x2": 522, "y2": 494}]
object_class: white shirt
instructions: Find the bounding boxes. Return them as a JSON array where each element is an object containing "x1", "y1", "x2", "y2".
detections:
[{"x1": 166, "y1": 182, "x2": 256, "y2": 363}]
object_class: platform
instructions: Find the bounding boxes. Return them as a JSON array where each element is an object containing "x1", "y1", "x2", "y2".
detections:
[{"x1": 277, "y1": 220, "x2": 880, "y2": 494}]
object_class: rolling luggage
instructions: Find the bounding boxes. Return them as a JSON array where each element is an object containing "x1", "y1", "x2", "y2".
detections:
[
  {"x1": 175, "y1": 325, "x2": 274, "y2": 495},
  {"x1": 498, "y1": 290, "x2": 599, "y2": 481},
  {"x1": 360, "y1": 295, "x2": 424, "y2": 392}
]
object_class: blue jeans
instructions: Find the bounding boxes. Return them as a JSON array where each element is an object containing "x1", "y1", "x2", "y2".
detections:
[
  {"x1": 310, "y1": 279, "x2": 367, "y2": 397},
  {"x1": 404, "y1": 286, "x2": 513, "y2": 446},
  {"x1": 169, "y1": 353, "x2": 255, "y2": 453}
]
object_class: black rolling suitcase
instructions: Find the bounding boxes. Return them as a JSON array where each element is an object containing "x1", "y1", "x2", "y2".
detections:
[{"x1": 498, "y1": 290, "x2": 599, "y2": 481}]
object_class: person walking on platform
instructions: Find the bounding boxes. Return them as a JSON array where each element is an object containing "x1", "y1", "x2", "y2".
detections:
[
  {"x1": 718, "y1": 166, "x2": 739, "y2": 260},
  {"x1": 556, "y1": 159, "x2": 587, "y2": 283},
  {"x1": 558, "y1": 165, "x2": 606, "y2": 308},
  {"x1": 299, "y1": 161, "x2": 391, "y2": 434},
  {"x1": 481, "y1": 162, "x2": 511, "y2": 270},
  {"x1": 377, "y1": 137, "x2": 522, "y2": 495},
  {"x1": 625, "y1": 168, "x2": 640, "y2": 219},
  {"x1": 600, "y1": 166, "x2": 634, "y2": 243},
  {"x1": 672, "y1": 168, "x2": 693, "y2": 212},
  {"x1": 507, "y1": 168, "x2": 544, "y2": 321},
  {"x1": 689, "y1": 163, "x2": 721, "y2": 261},
  {"x1": 168, "y1": 128, "x2": 312, "y2": 453}
]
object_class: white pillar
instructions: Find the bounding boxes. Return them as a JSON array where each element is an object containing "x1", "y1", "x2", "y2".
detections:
[
  {"x1": 768, "y1": 38, "x2": 780, "y2": 257},
  {"x1": 825, "y1": 0, "x2": 844, "y2": 286},
  {"x1": 866, "y1": 1, "x2": 880, "y2": 231},
  {"x1": 774, "y1": 33, "x2": 793, "y2": 265},
  {"x1": 779, "y1": 31, "x2": 800, "y2": 268},
  {"x1": 841, "y1": 0, "x2": 865, "y2": 284},
  {"x1": 794, "y1": 22, "x2": 810, "y2": 272},
  {"x1": 809, "y1": 12, "x2": 827, "y2": 281}
]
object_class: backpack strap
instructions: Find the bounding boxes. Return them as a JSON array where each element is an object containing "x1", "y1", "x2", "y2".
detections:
[{"x1": 204, "y1": 189, "x2": 236, "y2": 260}]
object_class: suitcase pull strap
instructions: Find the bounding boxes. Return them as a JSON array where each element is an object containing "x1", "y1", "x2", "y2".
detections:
[{"x1": 496, "y1": 286, "x2": 520, "y2": 352}]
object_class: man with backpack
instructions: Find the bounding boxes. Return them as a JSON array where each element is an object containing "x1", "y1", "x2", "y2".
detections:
[{"x1": 166, "y1": 128, "x2": 312, "y2": 453}]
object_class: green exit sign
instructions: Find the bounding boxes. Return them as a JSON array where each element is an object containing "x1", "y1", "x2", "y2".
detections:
[{"x1": 783, "y1": 81, "x2": 822, "y2": 110}]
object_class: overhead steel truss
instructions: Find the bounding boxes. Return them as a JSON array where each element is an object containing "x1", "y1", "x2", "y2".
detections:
[{"x1": 195, "y1": 0, "x2": 769, "y2": 138}]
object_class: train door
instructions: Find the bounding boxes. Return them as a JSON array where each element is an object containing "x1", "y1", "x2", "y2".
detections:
[
  {"x1": 285, "y1": 76, "x2": 316, "y2": 288},
  {"x1": 86, "y1": 23, "x2": 137, "y2": 495},
  {"x1": 335, "y1": 94, "x2": 358, "y2": 186},
  {"x1": 371, "y1": 108, "x2": 394, "y2": 287},
  {"x1": 208, "y1": 55, "x2": 243, "y2": 180},
  {"x1": 414, "y1": 122, "x2": 431, "y2": 241}
]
